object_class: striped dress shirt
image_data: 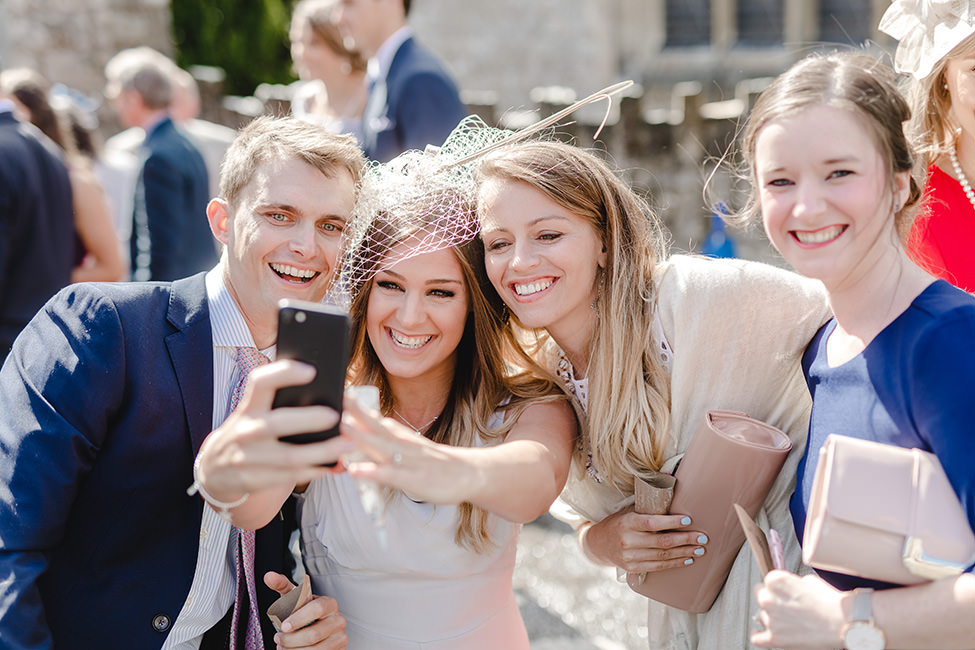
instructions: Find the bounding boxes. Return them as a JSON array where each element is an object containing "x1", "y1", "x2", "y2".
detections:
[{"x1": 162, "y1": 266, "x2": 276, "y2": 649}]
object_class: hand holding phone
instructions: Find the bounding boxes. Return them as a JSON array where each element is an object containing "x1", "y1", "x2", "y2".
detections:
[{"x1": 273, "y1": 299, "x2": 351, "y2": 444}]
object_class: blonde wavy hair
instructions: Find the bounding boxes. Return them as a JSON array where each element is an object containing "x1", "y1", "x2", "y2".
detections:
[
  {"x1": 905, "y1": 32, "x2": 975, "y2": 172},
  {"x1": 476, "y1": 140, "x2": 671, "y2": 494},
  {"x1": 346, "y1": 207, "x2": 563, "y2": 553}
]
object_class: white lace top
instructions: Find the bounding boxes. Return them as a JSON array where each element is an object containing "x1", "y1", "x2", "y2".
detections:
[{"x1": 554, "y1": 309, "x2": 674, "y2": 482}]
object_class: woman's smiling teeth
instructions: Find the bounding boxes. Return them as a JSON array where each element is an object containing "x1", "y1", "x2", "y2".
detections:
[
  {"x1": 792, "y1": 225, "x2": 846, "y2": 244},
  {"x1": 270, "y1": 262, "x2": 319, "y2": 283},
  {"x1": 389, "y1": 329, "x2": 433, "y2": 349},
  {"x1": 513, "y1": 279, "x2": 554, "y2": 296}
]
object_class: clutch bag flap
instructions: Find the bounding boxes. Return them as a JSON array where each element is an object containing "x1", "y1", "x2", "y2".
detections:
[{"x1": 803, "y1": 434, "x2": 975, "y2": 584}]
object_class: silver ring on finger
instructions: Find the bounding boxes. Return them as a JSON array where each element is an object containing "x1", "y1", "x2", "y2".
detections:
[
  {"x1": 752, "y1": 612, "x2": 766, "y2": 631},
  {"x1": 392, "y1": 451, "x2": 403, "y2": 466}
]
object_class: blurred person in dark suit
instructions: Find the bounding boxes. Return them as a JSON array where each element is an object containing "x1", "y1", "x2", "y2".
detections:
[
  {"x1": 104, "y1": 47, "x2": 216, "y2": 281},
  {"x1": 1, "y1": 68, "x2": 125, "y2": 284},
  {"x1": 0, "y1": 66, "x2": 74, "y2": 365},
  {"x1": 108, "y1": 62, "x2": 237, "y2": 201},
  {"x1": 335, "y1": 0, "x2": 467, "y2": 162}
]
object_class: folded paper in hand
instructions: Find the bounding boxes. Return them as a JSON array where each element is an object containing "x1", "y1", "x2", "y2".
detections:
[{"x1": 267, "y1": 575, "x2": 313, "y2": 632}]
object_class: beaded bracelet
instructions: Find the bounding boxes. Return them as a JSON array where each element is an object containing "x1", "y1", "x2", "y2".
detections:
[{"x1": 186, "y1": 455, "x2": 249, "y2": 521}]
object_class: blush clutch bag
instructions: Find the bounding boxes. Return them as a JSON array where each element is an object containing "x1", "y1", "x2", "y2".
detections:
[
  {"x1": 627, "y1": 409, "x2": 793, "y2": 612},
  {"x1": 802, "y1": 434, "x2": 975, "y2": 585}
]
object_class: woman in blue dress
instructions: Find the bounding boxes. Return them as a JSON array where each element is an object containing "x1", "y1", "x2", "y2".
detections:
[{"x1": 742, "y1": 51, "x2": 975, "y2": 649}]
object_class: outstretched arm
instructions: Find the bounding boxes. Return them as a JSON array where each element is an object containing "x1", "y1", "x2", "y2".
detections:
[{"x1": 342, "y1": 394, "x2": 577, "y2": 523}]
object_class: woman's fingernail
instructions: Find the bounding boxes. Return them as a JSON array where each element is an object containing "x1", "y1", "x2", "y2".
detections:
[
  {"x1": 694, "y1": 547, "x2": 705, "y2": 556},
  {"x1": 697, "y1": 534, "x2": 709, "y2": 544},
  {"x1": 684, "y1": 558, "x2": 694, "y2": 566},
  {"x1": 680, "y1": 516, "x2": 692, "y2": 526}
]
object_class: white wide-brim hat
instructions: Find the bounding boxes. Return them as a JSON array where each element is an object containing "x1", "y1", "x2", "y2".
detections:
[{"x1": 880, "y1": 0, "x2": 975, "y2": 79}]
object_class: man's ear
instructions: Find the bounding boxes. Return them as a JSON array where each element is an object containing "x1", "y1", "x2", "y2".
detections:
[{"x1": 207, "y1": 198, "x2": 231, "y2": 245}]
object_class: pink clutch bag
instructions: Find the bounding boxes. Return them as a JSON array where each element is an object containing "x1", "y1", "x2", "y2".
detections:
[
  {"x1": 802, "y1": 434, "x2": 975, "y2": 585},
  {"x1": 627, "y1": 410, "x2": 793, "y2": 612}
]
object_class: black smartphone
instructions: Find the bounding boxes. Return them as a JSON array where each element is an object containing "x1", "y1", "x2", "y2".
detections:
[{"x1": 272, "y1": 299, "x2": 351, "y2": 444}]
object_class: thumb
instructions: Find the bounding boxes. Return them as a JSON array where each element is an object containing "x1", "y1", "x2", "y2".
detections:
[{"x1": 263, "y1": 570, "x2": 295, "y2": 596}]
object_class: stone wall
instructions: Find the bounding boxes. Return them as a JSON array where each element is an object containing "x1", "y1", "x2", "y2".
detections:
[{"x1": 0, "y1": 0, "x2": 173, "y2": 131}]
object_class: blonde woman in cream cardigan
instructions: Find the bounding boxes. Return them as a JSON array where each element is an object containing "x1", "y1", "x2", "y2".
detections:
[{"x1": 476, "y1": 140, "x2": 830, "y2": 650}]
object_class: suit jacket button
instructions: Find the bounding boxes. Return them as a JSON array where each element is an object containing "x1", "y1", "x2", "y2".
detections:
[{"x1": 152, "y1": 614, "x2": 171, "y2": 632}]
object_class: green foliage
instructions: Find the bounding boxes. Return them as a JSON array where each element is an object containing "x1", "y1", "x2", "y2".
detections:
[{"x1": 171, "y1": 0, "x2": 298, "y2": 96}]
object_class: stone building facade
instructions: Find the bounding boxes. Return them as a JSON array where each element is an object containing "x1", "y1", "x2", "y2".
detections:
[{"x1": 0, "y1": 0, "x2": 896, "y2": 259}]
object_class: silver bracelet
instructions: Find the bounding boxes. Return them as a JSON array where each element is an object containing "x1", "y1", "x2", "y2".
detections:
[{"x1": 186, "y1": 454, "x2": 249, "y2": 521}]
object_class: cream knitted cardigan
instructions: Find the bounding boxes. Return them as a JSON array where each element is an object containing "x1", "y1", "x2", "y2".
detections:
[{"x1": 554, "y1": 255, "x2": 831, "y2": 650}]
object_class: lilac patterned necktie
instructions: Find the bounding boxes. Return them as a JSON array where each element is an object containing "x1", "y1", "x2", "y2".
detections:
[{"x1": 228, "y1": 347, "x2": 269, "y2": 650}]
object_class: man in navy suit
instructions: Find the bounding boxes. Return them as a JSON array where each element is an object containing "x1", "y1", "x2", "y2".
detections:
[
  {"x1": 105, "y1": 47, "x2": 217, "y2": 281},
  {"x1": 0, "y1": 116, "x2": 363, "y2": 649},
  {"x1": 336, "y1": 0, "x2": 467, "y2": 162},
  {"x1": 0, "y1": 78, "x2": 74, "y2": 365}
]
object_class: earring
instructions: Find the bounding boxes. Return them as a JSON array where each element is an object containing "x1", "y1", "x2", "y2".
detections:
[
  {"x1": 591, "y1": 269, "x2": 603, "y2": 312},
  {"x1": 894, "y1": 201, "x2": 901, "y2": 213}
]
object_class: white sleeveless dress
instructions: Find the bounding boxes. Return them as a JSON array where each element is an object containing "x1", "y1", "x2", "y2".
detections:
[{"x1": 297, "y1": 416, "x2": 528, "y2": 649}]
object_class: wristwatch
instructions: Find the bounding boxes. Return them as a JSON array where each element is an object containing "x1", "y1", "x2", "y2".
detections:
[{"x1": 842, "y1": 588, "x2": 886, "y2": 650}]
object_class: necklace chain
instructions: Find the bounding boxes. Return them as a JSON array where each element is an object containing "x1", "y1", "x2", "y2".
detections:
[
  {"x1": 949, "y1": 141, "x2": 975, "y2": 213},
  {"x1": 392, "y1": 408, "x2": 438, "y2": 435}
]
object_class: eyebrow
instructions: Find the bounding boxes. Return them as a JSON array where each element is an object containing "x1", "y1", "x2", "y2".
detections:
[
  {"x1": 259, "y1": 203, "x2": 347, "y2": 221},
  {"x1": 822, "y1": 156, "x2": 859, "y2": 165},
  {"x1": 761, "y1": 156, "x2": 860, "y2": 174},
  {"x1": 379, "y1": 269, "x2": 463, "y2": 286},
  {"x1": 482, "y1": 214, "x2": 569, "y2": 232}
]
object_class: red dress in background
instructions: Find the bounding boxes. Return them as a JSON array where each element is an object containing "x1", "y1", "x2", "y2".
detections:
[{"x1": 909, "y1": 163, "x2": 975, "y2": 293}]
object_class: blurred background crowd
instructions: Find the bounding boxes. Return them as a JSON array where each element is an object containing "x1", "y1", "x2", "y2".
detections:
[{"x1": 0, "y1": 0, "x2": 896, "y2": 264}]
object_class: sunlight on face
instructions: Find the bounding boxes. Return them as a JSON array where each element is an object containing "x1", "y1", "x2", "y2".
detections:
[{"x1": 366, "y1": 245, "x2": 470, "y2": 384}]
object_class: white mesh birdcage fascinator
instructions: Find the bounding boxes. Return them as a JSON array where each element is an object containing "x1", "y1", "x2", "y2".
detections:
[
  {"x1": 880, "y1": 0, "x2": 975, "y2": 79},
  {"x1": 330, "y1": 81, "x2": 632, "y2": 308}
]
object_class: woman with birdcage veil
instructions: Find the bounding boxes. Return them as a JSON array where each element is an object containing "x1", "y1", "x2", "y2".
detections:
[
  {"x1": 880, "y1": 0, "x2": 975, "y2": 292},
  {"x1": 192, "y1": 121, "x2": 577, "y2": 649}
]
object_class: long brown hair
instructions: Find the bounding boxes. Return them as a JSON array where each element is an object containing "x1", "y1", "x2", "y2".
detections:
[{"x1": 346, "y1": 207, "x2": 563, "y2": 552}]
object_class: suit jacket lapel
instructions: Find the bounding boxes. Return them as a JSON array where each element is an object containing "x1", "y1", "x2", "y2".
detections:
[{"x1": 166, "y1": 272, "x2": 214, "y2": 455}]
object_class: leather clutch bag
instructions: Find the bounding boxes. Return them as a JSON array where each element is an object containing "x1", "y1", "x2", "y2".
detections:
[
  {"x1": 627, "y1": 409, "x2": 792, "y2": 612},
  {"x1": 802, "y1": 434, "x2": 975, "y2": 585}
]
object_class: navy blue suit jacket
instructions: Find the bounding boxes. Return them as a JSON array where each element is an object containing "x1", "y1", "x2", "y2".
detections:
[
  {"x1": 131, "y1": 117, "x2": 216, "y2": 282},
  {"x1": 0, "y1": 111, "x2": 74, "y2": 362},
  {"x1": 363, "y1": 36, "x2": 468, "y2": 163},
  {"x1": 0, "y1": 274, "x2": 294, "y2": 649}
]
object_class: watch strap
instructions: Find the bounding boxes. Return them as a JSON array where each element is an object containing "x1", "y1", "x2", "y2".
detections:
[{"x1": 851, "y1": 587, "x2": 875, "y2": 622}]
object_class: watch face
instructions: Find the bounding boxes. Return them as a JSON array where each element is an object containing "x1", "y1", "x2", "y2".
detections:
[{"x1": 844, "y1": 622, "x2": 886, "y2": 650}]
